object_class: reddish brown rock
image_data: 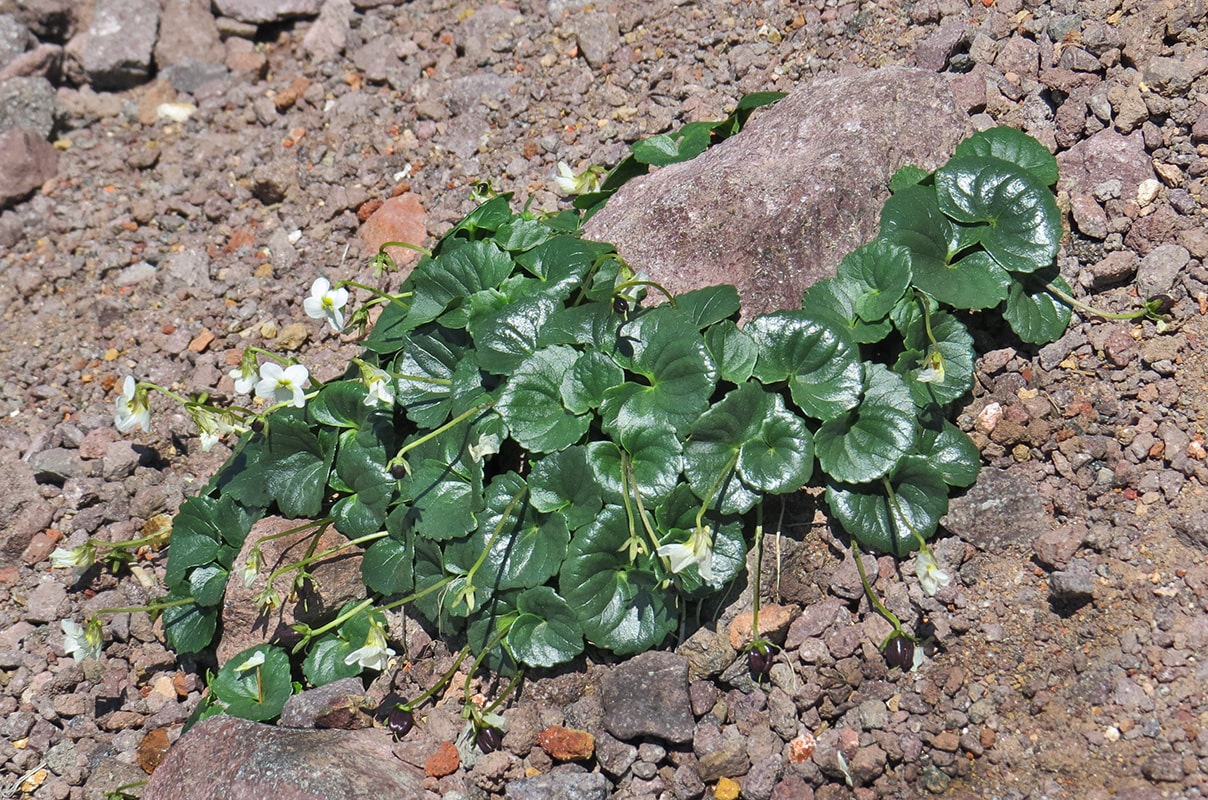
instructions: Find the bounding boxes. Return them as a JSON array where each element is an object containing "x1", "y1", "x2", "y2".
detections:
[
  {"x1": 424, "y1": 741, "x2": 460, "y2": 778},
  {"x1": 727, "y1": 603, "x2": 798, "y2": 651},
  {"x1": 357, "y1": 192, "x2": 427, "y2": 273},
  {"x1": 0, "y1": 127, "x2": 58, "y2": 208},
  {"x1": 536, "y1": 726, "x2": 595, "y2": 761}
]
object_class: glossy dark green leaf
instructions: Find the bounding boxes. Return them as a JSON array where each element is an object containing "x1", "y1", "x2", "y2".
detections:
[
  {"x1": 619, "y1": 422, "x2": 683, "y2": 501},
  {"x1": 516, "y1": 235, "x2": 614, "y2": 302},
  {"x1": 675, "y1": 285, "x2": 741, "y2": 329},
  {"x1": 405, "y1": 240, "x2": 515, "y2": 327},
  {"x1": 584, "y1": 441, "x2": 627, "y2": 506},
  {"x1": 308, "y1": 381, "x2": 373, "y2": 429},
  {"x1": 601, "y1": 307, "x2": 716, "y2": 435},
  {"x1": 800, "y1": 278, "x2": 894, "y2": 345},
  {"x1": 836, "y1": 239, "x2": 913, "y2": 322},
  {"x1": 263, "y1": 414, "x2": 333, "y2": 519},
  {"x1": 162, "y1": 594, "x2": 218, "y2": 654},
  {"x1": 302, "y1": 635, "x2": 360, "y2": 686},
  {"x1": 188, "y1": 565, "x2": 228, "y2": 607},
  {"x1": 747, "y1": 311, "x2": 862, "y2": 421},
  {"x1": 912, "y1": 250, "x2": 1012, "y2": 310},
  {"x1": 560, "y1": 506, "x2": 675, "y2": 654},
  {"x1": 528, "y1": 447, "x2": 603, "y2": 531},
  {"x1": 397, "y1": 458, "x2": 481, "y2": 542},
  {"x1": 498, "y1": 345, "x2": 590, "y2": 453},
  {"x1": 506, "y1": 586, "x2": 584, "y2": 668},
  {"x1": 935, "y1": 156, "x2": 1061, "y2": 273},
  {"x1": 826, "y1": 456, "x2": 948, "y2": 555},
  {"x1": 704, "y1": 321, "x2": 758, "y2": 383},
  {"x1": 880, "y1": 184, "x2": 955, "y2": 269},
  {"x1": 437, "y1": 195, "x2": 514, "y2": 245},
  {"x1": 683, "y1": 382, "x2": 763, "y2": 515},
  {"x1": 361, "y1": 533, "x2": 414, "y2": 595},
  {"x1": 918, "y1": 410, "x2": 981, "y2": 488},
  {"x1": 814, "y1": 363, "x2": 917, "y2": 484},
  {"x1": 392, "y1": 325, "x2": 466, "y2": 428},
  {"x1": 561, "y1": 349, "x2": 625, "y2": 414},
  {"x1": 895, "y1": 309, "x2": 975, "y2": 407},
  {"x1": 631, "y1": 123, "x2": 714, "y2": 165},
  {"x1": 493, "y1": 216, "x2": 554, "y2": 252},
  {"x1": 469, "y1": 296, "x2": 556, "y2": 374},
  {"x1": 738, "y1": 396, "x2": 814, "y2": 494},
  {"x1": 1003, "y1": 272, "x2": 1073, "y2": 345},
  {"x1": 211, "y1": 645, "x2": 293, "y2": 721},
  {"x1": 166, "y1": 495, "x2": 242, "y2": 586},
  {"x1": 954, "y1": 126, "x2": 1059, "y2": 186},
  {"x1": 538, "y1": 302, "x2": 622, "y2": 349},
  {"x1": 888, "y1": 164, "x2": 930, "y2": 192}
]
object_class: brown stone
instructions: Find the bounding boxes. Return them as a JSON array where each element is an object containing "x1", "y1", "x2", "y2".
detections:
[
  {"x1": 727, "y1": 603, "x2": 798, "y2": 651},
  {"x1": 536, "y1": 726, "x2": 595, "y2": 761},
  {"x1": 424, "y1": 741, "x2": 460, "y2": 778},
  {"x1": 583, "y1": 67, "x2": 971, "y2": 321},
  {"x1": 0, "y1": 127, "x2": 58, "y2": 208},
  {"x1": 357, "y1": 192, "x2": 428, "y2": 273}
]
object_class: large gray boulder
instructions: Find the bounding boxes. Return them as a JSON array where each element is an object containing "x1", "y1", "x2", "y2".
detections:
[
  {"x1": 143, "y1": 715, "x2": 433, "y2": 800},
  {"x1": 584, "y1": 67, "x2": 973, "y2": 321}
]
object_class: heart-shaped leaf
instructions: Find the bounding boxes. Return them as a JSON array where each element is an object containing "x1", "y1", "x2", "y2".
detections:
[
  {"x1": 211, "y1": 645, "x2": 294, "y2": 721},
  {"x1": 515, "y1": 235, "x2": 614, "y2": 302},
  {"x1": 405, "y1": 240, "x2": 515, "y2": 327},
  {"x1": 506, "y1": 586, "x2": 584, "y2": 668},
  {"x1": 528, "y1": 446, "x2": 603, "y2": 531},
  {"x1": 263, "y1": 414, "x2": 334, "y2": 520},
  {"x1": 361, "y1": 532, "x2": 414, "y2": 595},
  {"x1": 954, "y1": 126, "x2": 1059, "y2": 186},
  {"x1": 814, "y1": 363, "x2": 917, "y2": 484},
  {"x1": 801, "y1": 278, "x2": 894, "y2": 344},
  {"x1": 162, "y1": 594, "x2": 218, "y2": 654},
  {"x1": 560, "y1": 350, "x2": 624, "y2": 414},
  {"x1": 498, "y1": 345, "x2": 590, "y2": 453},
  {"x1": 911, "y1": 250, "x2": 1012, "y2": 311},
  {"x1": 469, "y1": 296, "x2": 556, "y2": 374},
  {"x1": 918, "y1": 409, "x2": 981, "y2": 488},
  {"x1": 392, "y1": 325, "x2": 466, "y2": 428},
  {"x1": 1003, "y1": 271, "x2": 1073, "y2": 345},
  {"x1": 836, "y1": 239, "x2": 913, "y2": 322},
  {"x1": 188, "y1": 565, "x2": 228, "y2": 607},
  {"x1": 935, "y1": 156, "x2": 1061, "y2": 273},
  {"x1": 308, "y1": 380, "x2": 373, "y2": 429},
  {"x1": 826, "y1": 456, "x2": 948, "y2": 555},
  {"x1": 675, "y1": 285, "x2": 741, "y2": 329},
  {"x1": 703, "y1": 321, "x2": 758, "y2": 383},
  {"x1": 747, "y1": 311, "x2": 862, "y2": 421},
  {"x1": 302, "y1": 635, "x2": 361, "y2": 686}
]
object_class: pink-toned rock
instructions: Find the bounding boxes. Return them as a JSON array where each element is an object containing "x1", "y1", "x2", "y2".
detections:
[
  {"x1": 1056, "y1": 128, "x2": 1154, "y2": 208},
  {"x1": 0, "y1": 127, "x2": 58, "y2": 208},
  {"x1": 212, "y1": 0, "x2": 323, "y2": 24},
  {"x1": 584, "y1": 67, "x2": 971, "y2": 321},
  {"x1": 357, "y1": 192, "x2": 428, "y2": 273},
  {"x1": 728, "y1": 603, "x2": 799, "y2": 651},
  {"x1": 218, "y1": 516, "x2": 366, "y2": 664},
  {"x1": 143, "y1": 715, "x2": 431, "y2": 800}
]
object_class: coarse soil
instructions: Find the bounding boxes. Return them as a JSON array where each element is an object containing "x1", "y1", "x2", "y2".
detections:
[{"x1": 1, "y1": 0, "x2": 1207, "y2": 799}]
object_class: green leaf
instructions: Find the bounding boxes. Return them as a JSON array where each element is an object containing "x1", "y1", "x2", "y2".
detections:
[
  {"x1": 263, "y1": 414, "x2": 334, "y2": 520},
  {"x1": 747, "y1": 311, "x2": 862, "y2": 421},
  {"x1": 895, "y1": 309, "x2": 975, "y2": 407},
  {"x1": 888, "y1": 164, "x2": 930, "y2": 192},
  {"x1": 528, "y1": 447, "x2": 603, "y2": 531},
  {"x1": 652, "y1": 485, "x2": 748, "y2": 592},
  {"x1": 584, "y1": 441, "x2": 627, "y2": 506},
  {"x1": 406, "y1": 240, "x2": 515, "y2": 327},
  {"x1": 826, "y1": 456, "x2": 948, "y2": 555},
  {"x1": 163, "y1": 595, "x2": 218, "y2": 654},
  {"x1": 560, "y1": 349, "x2": 624, "y2": 415},
  {"x1": 188, "y1": 565, "x2": 228, "y2": 607},
  {"x1": 211, "y1": 645, "x2": 294, "y2": 721},
  {"x1": 396, "y1": 457, "x2": 482, "y2": 542},
  {"x1": 506, "y1": 587, "x2": 584, "y2": 668},
  {"x1": 308, "y1": 381, "x2": 373, "y2": 429},
  {"x1": 1003, "y1": 271, "x2": 1073, "y2": 345},
  {"x1": 703, "y1": 321, "x2": 758, "y2": 383},
  {"x1": 361, "y1": 533, "x2": 414, "y2": 595},
  {"x1": 302, "y1": 636, "x2": 361, "y2": 686},
  {"x1": 918, "y1": 250, "x2": 1012, "y2": 310},
  {"x1": 836, "y1": 239, "x2": 913, "y2": 322},
  {"x1": 935, "y1": 156, "x2": 1061, "y2": 273},
  {"x1": 209, "y1": 435, "x2": 272, "y2": 509},
  {"x1": 437, "y1": 195, "x2": 514, "y2": 245},
  {"x1": 516, "y1": 235, "x2": 613, "y2": 302},
  {"x1": 538, "y1": 302, "x2": 622, "y2": 349},
  {"x1": 560, "y1": 506, "x2": 676, "y2": 654},
  {"x1": 392, "y1": 325, "x2": 466, "y2": 428},
  {"x1": 814, "y1": 363, "x2": 917, "y2": 484},
  {"x1": 738, "y1": 396, "x2": 814, "y2": 494},
  {"x1": 602, "y1": 307, "x2": 717, "y2": 436},
  {"x1": 469, "y1": 296, "x2": 556, "y2": 374},
  {"x1": 954, "y1": 126, "x2": 1059, "y2": 186},
  {"x1": 800, "y1": 278, "x2": 894, "y2": 345},
  {"x1": 166, "y1": 495, "x2": 239, "y2": 587},
  {"x1": 494, "y1": 217, "x2": 554, "y2": 253},
  {"x1": 331, "y1": 422, "x2": 396, "y2": 538},
  {"x1": 880, "y1": 185, "x2": 955, "y2": 267},
  {"x1": 918, "y1": 409, "x2": 981, "y2": 488},
  {"x1": 498, "y1": 345, "x2": 590, "y2": 453},
  {"x1": 675, "y1": 285, "x2": 741, "y2": 329},
  {"x1": 620, "y1": 423, "x2": 684, "y2": 501},
  {"x1": 631, "y1": 123, "x2": 714, "y2": 166}
]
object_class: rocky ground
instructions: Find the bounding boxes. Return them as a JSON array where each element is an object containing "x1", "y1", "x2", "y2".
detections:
[{"x1": 0, "y1": 0, "x2": 1207, "y2": 798}]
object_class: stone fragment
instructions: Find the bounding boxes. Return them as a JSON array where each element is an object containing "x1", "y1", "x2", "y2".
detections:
[
  {"x1": 1142, "y1": 56, "x2": 1193, "y2": 97},
  {"x1": 677, "y1": 623, "x2": 736, "y2": 681},
  {"x1": 279, "y1": 678, "x2": 372, "y2": 729},
  {"x1": 24, "y1": 578, "x2": 68, "y2": 623},
  {"x1": 601, "y1": 651, "x2": 694, "y2": 744},
  {"x1": 943, "y1": 468, "x2": 1051, "y2": 551},
  {"x1": 743, "y1": 756, "x2": 783, "y2": 800},
  {"x1": 914, "y1": 21, "x2": 968, "y2": 71},
  {"x1": 424, "y1": 741, "x2": 459, "y2": 778},
  {"x1": 0, "y1": 15, "x2": 31, "y2": 65},
  {"x1": 1049, "y1": 568, "x2": 1095, "y2": 603},
  {"x1": 1084, "y1": 251, "x2": 1137, "y2": 289},
  {"x1": 1031, "y1": 525, "x2": 1086, "y2": 569},
  {"x1": 536, "y1": 726, "x2": 594, "y2": 761},
  {"x1": 218, "y1": 516, "x2": 366, "y2": 664},
  {"x1": 75, "y1": 0, "x2": 160, "y2": 90},
  {"x1": 357, "y1": 192, "x2": 427, "y2": 271},
  {"x1": 727, "y1": 603, "x2": 797, "y2": 650},
  {"x1": 584, "y1": 67, "x2": 971, "y2": 320},
  {"x1": 592, "y1": 730, "x2": 636, "y2": 778},
  {"x1": 0, "y1": 43, "x2": 62, "y2": 82},
  {"x1": 574, "y1": 11, "x2": 619, "y2": 69},
  {"x1": 1171, "y1": 512, "x2": 1208, "y2": 551},
  {"x1": 1068, "y1": 193, "x2": 1107, "y2": 240},
  {"x1": 0, "y1": 76, "x2": 56, "y2": 138},
  {"x1": 213, "y1": 0, "x2": 323, "y2": 24},
  {"x1": 155, "y1": 0, "x2": 223, "y2": 69},
  {"x1": 1136, "y1": 244, "x2": 1189, "y2": 297},
  {"x1": 505, "y1": 767, "x2": 609, "y2": 800},
  {"x1": 1108, "y1": 84, "x2": 1148, "y2": 133},
  {"x1": 0, "y1": 125, "x2": 57, "y2": 207},
  {"x1": 142, "y1": 715, "x2": 428, "y2": 800},
  {"x1": 0, "y1": 450, "x2": 54, "y2": 560},
  {"x1": 301, "y1": 0, "x2": 352, "y2": 62},
  {"x1": 28, "y1": 447, "x2": 89, "y2": 484},
  {"x1": 1056, "y1": 129, "x2": 1153, "y2": 209}
]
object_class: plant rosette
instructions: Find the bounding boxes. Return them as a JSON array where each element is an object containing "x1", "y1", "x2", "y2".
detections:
[{"x1": 84, "y1": 113, "x2": 1098, "y2": 724}]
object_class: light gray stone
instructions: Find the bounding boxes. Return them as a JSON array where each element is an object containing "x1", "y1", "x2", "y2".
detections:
[
  {"x1": 584, "y1": 67, "x2": 972, "y2": 321},
  {"x1": 212, "y1": 0, "x2": 323, "y2": 25},
  {"x1": 154, "y1": 0, "x2": 224, "y2": 70},
  {"x1": 76, "y1": 0, "x2": 160, "y2": 90},
  {"x1": 1136, "y1": 243, "x2": 1190, "y2": 296},
  {"x1": 601, "y1": 650, "x2": 694, "y2": 744},
  {"x1": 943, "y1": 467, "x2": 1051, "y2": 551}
]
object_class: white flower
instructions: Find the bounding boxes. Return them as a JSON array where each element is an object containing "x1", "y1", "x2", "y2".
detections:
[
  {"x1": 344, "y1": 623, "x2": 395, "y2": 672},
  {"x1": 234, "y1": 649, "x2": 266, "y2": 672},
  {"x1": 255, "y1": 362, "x2": 309, "y2": 408},
  {"x1": 50, "y1": 544, "x2": 95, "y2": 579},
  {"x1": 229, "y1": 360, "x2": 258, "y2": 395},
  {"x1": 356, "y1": 360, "x2": 394, "y2": 407},
  {"x1": 302, "y1": 277, "x2": 349, "y2": 333},
  {"x1": 917, "y1": 348, "x2": 945, "y2": 384},
  {"x1": 114, "y1": 376, "x2": 151, "y2": 433},
  {"x1": 915, "y1": 548, "x2": 952, "y2": 596},
  {"x1": 554, "y1": 161, "x2": 604, "y2": 196},
  {"x1": 657, "y1": 525, "x2": 716, "y2": 582},
  {"x1": 62, "y1": 618, "x2": 103, "y2": 661},
  {"x1": 240, "y1": 549, "x2": 261, "y2": 589},
  {"x1": 189, "y1": 405, "x2": 246, "y2": 452}
]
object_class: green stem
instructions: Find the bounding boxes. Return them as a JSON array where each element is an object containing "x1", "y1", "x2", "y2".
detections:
[
  {"x1": 751, "y1": 502, "x2": 764, "y2": 641},
  {"x1": 92, "y1": 596, "x2": 199, "y2": 616},
  {"x1": 389, "y1": 402, "x2": 492, "y2": 470},
  {"x1": 338, "y1": 280, "x2": 414, "y2": 310},
  {"x1": 695, "y1": 452, "x2": 741, "y2": 533},
  {"x1": 139, "y1": 382, "x2": 189, "y2": 405},
  {"x1": 851, "y1": 539, "x2": 911, "y2": 644},
  {"x1": 400, "y1": 645, "x2": 474, "y2": 711},
  {"x1": 1045, "y1": 281, "x2": 1153, "y2": 322},
  {"x1": 614, "y1": 279, "x2": 677, "y2": 307},
  {"x1": 463, "y1": 485, "x2": 528, "y2": 590},
  {"x1": 268, "y1": 529, "x2": 388, "y2": 586}
]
